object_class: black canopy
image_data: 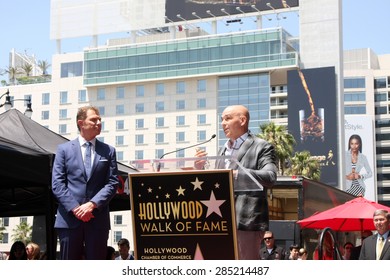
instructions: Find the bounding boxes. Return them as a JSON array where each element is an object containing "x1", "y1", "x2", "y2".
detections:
[{"x1": 0, "y1": 109, "x2": 134, "y2": 258}]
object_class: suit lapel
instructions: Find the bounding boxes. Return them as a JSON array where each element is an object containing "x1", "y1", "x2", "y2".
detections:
[
  {"x1": 90, "y1": 140, "x2": 102, "y2": 177},
  {"x1": 380, "y1": 236, "x2": 390, "y2": 260},
  {"x1": 235, "y1": 134, "x2": 254, "y2": 162},
  {"x1": 71, "y1": 139, "x2": 88, "y2": 180}
]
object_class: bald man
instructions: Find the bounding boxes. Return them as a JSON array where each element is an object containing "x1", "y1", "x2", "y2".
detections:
[{"x1": 196, "y1": 105, "x2": 278, "y2": 259}]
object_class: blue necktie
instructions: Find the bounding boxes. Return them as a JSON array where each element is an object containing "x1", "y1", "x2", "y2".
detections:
[{"x1": 85, "y1": 142, "x2": 92, "y2": 178}]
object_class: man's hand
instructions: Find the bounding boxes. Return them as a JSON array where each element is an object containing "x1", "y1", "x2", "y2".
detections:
[
  {"x1": 72, "y1": 202, "x2": 96, "y2": 222},
  {"x1": 194, "y1": 148, "x2": 208, "y2": 169}
]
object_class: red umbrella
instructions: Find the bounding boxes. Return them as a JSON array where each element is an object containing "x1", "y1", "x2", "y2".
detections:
[{"x1": 297, "y1": 196, "x2": 390, "y2": 232}]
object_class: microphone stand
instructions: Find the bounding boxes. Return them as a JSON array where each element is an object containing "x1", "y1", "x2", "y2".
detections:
[{"x1": 156, "y1": 134, "x2": 216, "y2": 172}]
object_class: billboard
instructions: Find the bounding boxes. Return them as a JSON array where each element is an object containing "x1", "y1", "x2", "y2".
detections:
[
  {"x1": 344, "y1": 116, "x2": 376, "y2": 201},
  {"x1": 165, "y1": 0, "x2": 299, "y2": 23},
  {"x1": 287, "y1": 67, "x2": 338, "y2": 187},
  {"x1": 50, "y1": 0, "x2": 299, "y2": 40}
]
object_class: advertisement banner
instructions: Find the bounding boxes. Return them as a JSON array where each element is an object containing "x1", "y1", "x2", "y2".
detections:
[
  {"x1": 344, "y1": 115, "x2": 376, "y2": 201},
  {"x1": 287, "y1": 67, "x2": 338, "y2": 186},
  {"x1": 129, "y1": 170, "x2": 238, "y2": 260}
]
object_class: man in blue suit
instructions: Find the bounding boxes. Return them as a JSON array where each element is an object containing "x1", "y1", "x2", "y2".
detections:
[{"x1": 52, "y1": 106, "x2": 119, "y2": 260}]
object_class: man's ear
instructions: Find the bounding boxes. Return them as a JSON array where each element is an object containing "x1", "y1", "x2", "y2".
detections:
[
  {"x1": 77, "y1": 119, "x2": 83, "y2": 128},
  {"x1": 240, "y1": 115, "x2": 247, "y2": 126}
]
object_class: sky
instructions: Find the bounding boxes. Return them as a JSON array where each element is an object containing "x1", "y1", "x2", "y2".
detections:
[{"x1": 0, "y1": 0, "x2": 389, "y2": 76}]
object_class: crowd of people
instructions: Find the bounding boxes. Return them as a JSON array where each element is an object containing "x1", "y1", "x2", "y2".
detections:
[{"x1": 2, "y1": 238, "x2": 135, "y2": 260}]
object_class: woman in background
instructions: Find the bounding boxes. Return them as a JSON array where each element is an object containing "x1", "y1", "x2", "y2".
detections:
[
  {"x1": 345, "y1": 134, "x2": 372, "y2": 197},
  {"x1": 26, "y1": 242, "x2": 41, "y2": 260}
]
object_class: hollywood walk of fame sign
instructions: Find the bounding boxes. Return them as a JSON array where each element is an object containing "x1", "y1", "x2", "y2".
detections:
[{"x1": 128, "y1": 169, "x2": 238, "y2": 260}]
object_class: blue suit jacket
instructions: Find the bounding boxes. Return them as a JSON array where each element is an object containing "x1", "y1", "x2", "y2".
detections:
[{"x1": 52, "y1": 138, "x2": 119, "y2": 230}]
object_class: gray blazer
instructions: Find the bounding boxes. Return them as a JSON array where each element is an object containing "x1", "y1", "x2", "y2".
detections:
[
  {"x1": 359, "y1": 234, "x2": 390, "y2": 260},
  {"x1": 218, "y1": 133, "x2": 278, "y2": 231},
  {"x1": 345, "y1": 150, "x2": 372, "y2": 190}
]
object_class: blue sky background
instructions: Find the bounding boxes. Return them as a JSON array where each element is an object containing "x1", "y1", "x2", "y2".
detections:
[{"x1": 0, "y1": 0, "x2": 389, "y2": 75}]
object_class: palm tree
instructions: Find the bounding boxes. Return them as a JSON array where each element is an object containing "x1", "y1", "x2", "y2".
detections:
[
  {"x1": 21, "y1": 63, "x2": 33, "y2": 77},
  {"x1": 287, "y1": 150, "x2": 321, "y2": 181},
  {"x1": 257, "y1": 122, "x2": 296, "y2": 175},
  {"x1": 0, "y1": 225, "x2": 5, "y2": 243},
  {"x1": 3, "y1": 66, "x2": 21, "y2": 85},
  {"x1": 11, "y1": 221, "x2": 32, "y2": 244},
  {"x1": 38, "y1": 59, "x2": 51, "y2": 75}
]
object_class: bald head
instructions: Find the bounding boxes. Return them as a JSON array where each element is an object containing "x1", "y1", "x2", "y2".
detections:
[{"x1": 221, "y1": 105, "x2": 250, "y2": 140}]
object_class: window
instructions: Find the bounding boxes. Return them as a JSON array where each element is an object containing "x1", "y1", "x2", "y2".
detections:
[
  {"x1": 136, "y1": 85, "x2": 144, "y2": 97},
  {"x1": 176, "y1": 116, "x2": 185, "y2": 126},
  {"x1": 116, "y1": 136, "x2": 124, "y2": 146},
  {"x1": 156, "y1": 83, "x2": 164, "y2": 96},
  {"x1": 116, "y1": 104, "x2": 125, "y2": 115},
  {"x1": 176, "y1": 132, "x2": 185, "y2": 143},
  {"x1": 101, "y1": 121, "x2": 105, "y2": 131},
  {"x1": 156, "y1": 101, "x2": 164, "y2": 112},
  {"x1": 0, "y1": 233, "x2": 8, "y2": 244},
  {"x1": 97, "y1": 88, "x2": 105, "y2": 100},
  {"x1": 197, "y1": 114, "x2": 206, "y2": 125},
  {"x1": 117, "y1": 151, "x2": 124, "y2": 161},
  {"x1": 176, "y1": 81, "x2": 185, "y2": 94},
  {"x1": 61, "y1": 61, "x2": 83, "y2": 77},
  {"x1": 135, "y1": 150, "x2": 144, "y2": 160},
  {"x1": 116, "y1": 120, "x2": 125, "y2": 130},
  {"x1": 176, "y1": 100, "x2": 185, "y2": 110},
  {"x1": 374, "y1": 77, "x2": 387, "y2": 89},
  {"x1": 344, "y1": 92, "x2": 365, "y2": 102},
  {"x1": 42, "y1": 93, "x2": 50, "y2": 105},
  {"x1": 59, "y1": 109, "x2": 67, "y2": 119},
  {"x1": 98, "y1": 106, "x2": 105, "y2": 116},
  {"x1": 41, "y1": 111, "x2": 49, "y2": 120},
  {"x1": 156, "y1": 117, "x2": 165, "y2": 128},
  {"x1": 156, "y1": 133, "x2": 164, "y2": 144},
  {"x1": 136, "y1": 119, "x2": 144, "y2": 129},
  {"x1": 78, "y1": 89, "x2": 87, "y2": 102},
  {"x1": 197, "y1": 79, "x2": 206, "y2": 92},
  {"x1": 116, "y1": 87, "x2": 125, "y2": 99},
  {"x1": 197, "y1": 130, "x2": 207, "y2": 141},
  {"x1": 197, "y1": 98, "x2": 206, "y2": 108},
  {"x1": 59, "y1": 124, "x2": 67, "y2": 134},
  {"x1": 24, "y1": 94, "x2": 32, "y2": 106},
  {"x1": 20, "y1": 217, "x2": 28, "y2": 224},
  {"x1": 114, "y1": 215, "x2": 123, "y2": 225},
  {"x1": 60, "y1": 91, "x2": 68, "y2": 104},
  {"x1": 136, "y1": 135, "x2": 144, "y2": 145},
  {"x1": 344, "y1": 78, "x2": 365, "y2": 88},
  {"x1": 1, "y1": 217, "x2": 9, "y2": 227},
  {"x1": 136, "y1": 103, "x2": 144, "y2": 113},
  {"x1": 113, "y1": 231, "x2": 122, "y2": 243},
  {"x1": 155, "y1": 149, "x2": 164, "y2": 159},
  {"x1": 344, "y1": 105, "x2": 366, "y2": 114}
]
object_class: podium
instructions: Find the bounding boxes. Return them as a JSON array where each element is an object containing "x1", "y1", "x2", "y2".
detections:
[{"x1": 127, "y1": 156, "x2": 264, "y2": 260}]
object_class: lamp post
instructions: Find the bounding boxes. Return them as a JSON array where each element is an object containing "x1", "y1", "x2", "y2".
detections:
[
  {"x1": 0, "y1": 89, "x2": 33, "y2": 118},
  {"x1": 0, "y1": 89, "x2": 12, "y2": 110}
]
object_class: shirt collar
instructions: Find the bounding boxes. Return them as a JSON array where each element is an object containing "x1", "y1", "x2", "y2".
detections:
[
  {"x1": 78, "y1": 136, "x2": 96, "y2": 147},
  {"x1": 224, "y1": 131, "x2": 249, "y2": 151}
]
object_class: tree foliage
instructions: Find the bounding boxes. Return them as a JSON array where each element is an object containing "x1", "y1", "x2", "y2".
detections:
[
  {"x1": 11, "y1": 221, "x2": 32, "y2": 244},
  {"x1": 257, "y1": 122, "x2": 296, "y2": 175}
]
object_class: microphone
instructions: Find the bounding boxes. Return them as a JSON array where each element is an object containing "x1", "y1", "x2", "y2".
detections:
[{"x1": 157, "y1": 134, "x2": 216, "y2": 171}]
